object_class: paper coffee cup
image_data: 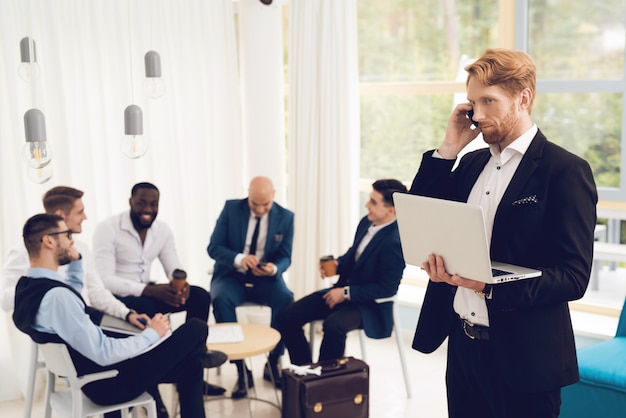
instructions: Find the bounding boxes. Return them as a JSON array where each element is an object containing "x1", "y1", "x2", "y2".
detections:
[
  {"x1": 171, "y1": 268, "x2": 187, "y2": 291},
  {"x1": 320, "y1": 255, "x2": 337, "y2": 277}
]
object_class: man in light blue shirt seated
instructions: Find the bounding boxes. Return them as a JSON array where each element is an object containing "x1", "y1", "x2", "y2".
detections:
[{"x1": 13, "y1": 213, "x2": 208, "y2": 418}]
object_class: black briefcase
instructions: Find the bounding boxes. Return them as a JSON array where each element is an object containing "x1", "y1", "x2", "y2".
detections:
[{"x1": 282, "y1": 357, "x2": 369, "y2": 418}]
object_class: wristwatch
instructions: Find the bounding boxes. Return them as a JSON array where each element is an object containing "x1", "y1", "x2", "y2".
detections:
[
  {"x1": 474, "y1": 284, "x2": 493, "y2": 299},
  {"x1": 343, "y1": 286, "x2": 350, "y2": 300}
]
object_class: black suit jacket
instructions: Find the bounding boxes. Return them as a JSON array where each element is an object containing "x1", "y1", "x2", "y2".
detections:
[
  {"x1": 334, "y1": 216, "x2": 405, "y2": 339},
  {"x1": 409, "y1": 130, "x2": 598, "y2": 392}
]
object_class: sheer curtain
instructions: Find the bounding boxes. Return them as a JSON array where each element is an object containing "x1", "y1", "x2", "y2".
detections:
[
  {"x1": 0, "y1": 0, "x2": 242, "y2": 401},
  {"x1": 287, "y1": 0, "x2": 361, "y2": 299}
]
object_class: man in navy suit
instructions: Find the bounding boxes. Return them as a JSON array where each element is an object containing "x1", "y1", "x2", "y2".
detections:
[
  {"x1": 409, "y1": 49, "x2": 598, "y2": 418},
  {"x1": 275, "y1": 179, "x2": 407, "y2": 365},
  {"x1": 207, "y1": 176, "x2": 294, "y2": 398}
]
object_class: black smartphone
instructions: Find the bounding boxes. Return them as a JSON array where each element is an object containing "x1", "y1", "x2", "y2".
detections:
[
  {"x1": 467, "y1": 109, "x2": 478, "y2": 127},
  {"x1": 257, "y1": 262, "x2": 268, "y2": 268}
]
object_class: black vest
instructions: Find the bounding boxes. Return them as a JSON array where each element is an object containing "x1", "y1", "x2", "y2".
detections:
[{"x1": 13, "y1": 276, "x2": 112, "y2": 376}]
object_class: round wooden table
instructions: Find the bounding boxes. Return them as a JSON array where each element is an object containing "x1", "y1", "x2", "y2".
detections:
[
  {"x1": 206, "y1": 322, "x2": 282, "y2": 417},
  {"x1": 207, "y1": 322, "x2": 280, "y2": 360}
]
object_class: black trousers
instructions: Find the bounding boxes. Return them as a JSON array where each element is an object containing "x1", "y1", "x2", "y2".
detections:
[
  {"x1": 275, "y1": 289, "x2": 362, "y2": 366},
  {"x1": 446, "y1": 318, "x2": 561, "y2": 418},
  {"x1": 117, "y1": 285, "x2": 211, "y2": 322},
  {"x1": 82, "y1": 318, "x2": 208, "y2": 418}
]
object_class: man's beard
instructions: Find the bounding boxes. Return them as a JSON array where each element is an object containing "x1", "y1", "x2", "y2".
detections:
[
  {"x1": 481, "y1": 105, "x2": 518, "y2": 146},
  {"x1": 56, "y1": 248, "x2": 73, "y2": 266},
  {"x1": 130, "y1": 210, "x2": 156, "y2": 230}
]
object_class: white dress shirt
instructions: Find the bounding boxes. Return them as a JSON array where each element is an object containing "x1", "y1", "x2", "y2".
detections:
[
  {"x1": 234, "y1": 213, "x2": 278, "y2": 275},
  {"x1": 436, "y1": 125, "x2": 538, "y2": 326},
  {"x1": 92, "y1": 212, "x2": 182, "y2": 297},
  {"x1": 1, "y1": 239, "x2": 130, "y2": 319},
  {"x1": 355, "y1": 219, "x2": 395, "y2": 261}
]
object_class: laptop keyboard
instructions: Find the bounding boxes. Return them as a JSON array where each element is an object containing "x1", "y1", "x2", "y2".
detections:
[{"x1": 492, "y1": 268, "x2": 513, "y2": 277}]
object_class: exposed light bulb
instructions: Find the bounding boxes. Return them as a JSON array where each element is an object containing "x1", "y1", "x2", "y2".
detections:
[
  {"x1": 26, "y1": 164, "x2": 53, "y2": 184},
  {"x1": 144, "y1": 77, "x2": 165, "y2": 99},
  {"x1": 18, "y1": 37, "x2": 40, "y2": 83},
  {"x1": 22, "y1": 109, "x2": 52, "y2": 169},
  {"x1": 21, "y1": 140, "x2": 52, "y2": 169},
  {"x1": 122, "y1": 104, "x2": 149, "y2": 158},
  {"x1": 144, "y1": 51, "x2": 165, "y2": 99},
  {"x1": 121, "y1": 134, "x2": 149, "y2": 159}
]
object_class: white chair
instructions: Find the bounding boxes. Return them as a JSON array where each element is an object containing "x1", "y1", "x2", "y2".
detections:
[
  {"x1": 309, "y1": 296, "x2": 412, "y2": 398},
  {"x1": 38, "y1": 342, "x2": 157, "y2": 418},
  {"x1": 24, "y1": 340, "x2": 51, "y2": 418}
]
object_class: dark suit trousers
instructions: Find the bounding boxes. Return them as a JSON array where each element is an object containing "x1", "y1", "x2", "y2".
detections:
[
  {"x1": 275, "y1": 290, "x2": 363, "y2": 366},
  {"x1": 211, "y1": 271, "x2": 293, "y2": 360},
  {"x1": 117, "y1": 285, "x2": 211, "y2": 322},
  {"x1": 82, "y1": 318, "x2": 208, "y2": 418},
  {"x1": 447, "y1": 318, "x2": 561, "y2": 418}
]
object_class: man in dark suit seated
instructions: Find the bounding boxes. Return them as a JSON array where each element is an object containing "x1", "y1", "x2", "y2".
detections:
[
  {"x1": 207, "y1": 176, "x2": 294, "y2": 398},
  {"x1": 275, "y1": 179, "x2": 407, "y2": 365},
  {"x1": 14, "y1": 213, "x2": 208, "y2": 418}
]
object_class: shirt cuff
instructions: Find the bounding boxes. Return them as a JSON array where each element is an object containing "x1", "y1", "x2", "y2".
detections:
[{"x1": 234, "y1": 253, "x2": 245, "y2": 268}]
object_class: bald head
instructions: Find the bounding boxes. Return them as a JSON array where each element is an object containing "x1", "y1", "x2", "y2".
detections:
[{"x1": 248, "y1": 176, "x2": 275, "y2": 217}]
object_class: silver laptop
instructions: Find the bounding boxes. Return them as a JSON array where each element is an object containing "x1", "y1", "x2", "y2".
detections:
[{"x1": 394, "y1": 193, "x2": 542, "y2": 284}]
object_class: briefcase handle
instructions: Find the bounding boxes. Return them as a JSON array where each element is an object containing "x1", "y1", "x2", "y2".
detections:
[{"x1": 321, "y1": 357, "x2": 349, "y2": 373}]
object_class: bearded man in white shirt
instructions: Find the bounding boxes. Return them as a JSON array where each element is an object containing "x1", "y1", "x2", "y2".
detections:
[{"x1": 93, "y1": 182, "x2": 226, "y2": 397}]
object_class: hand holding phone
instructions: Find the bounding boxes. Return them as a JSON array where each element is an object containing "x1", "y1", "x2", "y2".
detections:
[{"x1": 466, "y1": 109, "x2": 478, "y2": 128}]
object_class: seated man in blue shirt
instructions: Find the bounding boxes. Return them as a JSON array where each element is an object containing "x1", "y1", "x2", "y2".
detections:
[{"x1": 13, "y1": 213, "x2": 207, "y2": 418}]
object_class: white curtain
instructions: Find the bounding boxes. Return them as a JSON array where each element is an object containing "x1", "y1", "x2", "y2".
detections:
[
  {"x1": 0, "y1": 0, "x2": 242, "y2": 401},
  {"x1": 287, "y1": 0, "x2": 361, "y2": 300}
]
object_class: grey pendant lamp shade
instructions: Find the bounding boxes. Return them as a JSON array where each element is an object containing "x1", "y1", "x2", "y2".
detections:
[
  {"x1": 18, "y1": 37, "x2": 40, "y2": 82},
  {"x1": 122, "y1": 104, "x2": 148, "y2": 158},
  {"x1": 124, "y1": 104, "x2": 143, "y2": 135},
  {"x1": 23, "y1": 108, "x2": 53, "y2": 183},
  {"x1": 144, "y1": 50, "x2": 161, "y2": 77},
  {"x1": 144, "y1": 50, "x2": 165, "y2": 98}
]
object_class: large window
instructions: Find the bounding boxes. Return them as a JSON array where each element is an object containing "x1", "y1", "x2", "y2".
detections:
[
  {"x1": 358, "y1": 0, "x2": 501, "y2": 191},
  {"x1": 356, "y1": 0, "x2": 626, "y2": 309},
  {"x1": 357, "y1": 0, "x2": 626, "y2": 200},
  {"x1": 528, "y1": 0, "x2": 626, "y2": 194}
]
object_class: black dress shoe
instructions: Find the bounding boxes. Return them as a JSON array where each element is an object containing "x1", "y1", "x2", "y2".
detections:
[
  {"x1": 263, "y1": 362, "x2": 282, "y2": 389},
  {"x1": 201, "y1": 349, "x2": 228, "y2": 369},
  {"x1": 231, "y1": 369, "x2": 254, "y2": 399},
  {"x1": 203, "y1": 381, "x2": 226, "y2": 396}
]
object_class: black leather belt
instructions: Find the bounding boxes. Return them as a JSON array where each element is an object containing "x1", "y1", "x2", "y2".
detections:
[{"x1": 459, "y1": 317, "x2": 490, "y2": 340}]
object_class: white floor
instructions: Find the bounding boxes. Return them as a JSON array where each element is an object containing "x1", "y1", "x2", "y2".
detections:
[
  {"x1": 2, "y1": 266, "x2": 624, "y2": 418},
  {"x1": 0, "y1": 327, "x2": 449, "y2": 418}
]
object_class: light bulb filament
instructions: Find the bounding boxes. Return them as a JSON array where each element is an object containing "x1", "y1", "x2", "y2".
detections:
[{"x1": 33, "y1": 146, "x2": 42, "y2": 164}]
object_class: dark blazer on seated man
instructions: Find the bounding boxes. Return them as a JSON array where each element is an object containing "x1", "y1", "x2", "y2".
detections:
[
  {"x1": 275, "y1": 179, "x2": 407, "y2": 366},
  {"x1": 207, "y1": 176, "x2": 294, "y2": 398}
]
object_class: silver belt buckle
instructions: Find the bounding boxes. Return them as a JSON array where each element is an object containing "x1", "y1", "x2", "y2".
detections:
[{"x1": 462, "y1": 319, "x2": 476, "y2": 339}]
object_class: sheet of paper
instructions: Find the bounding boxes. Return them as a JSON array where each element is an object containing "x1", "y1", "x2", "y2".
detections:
[
  {"x1": 207, "y1": 325, "x2": 244, "y2": 344},
  {"x1": 135, "y1": 330, "x2": 172, "y2": 357}
]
